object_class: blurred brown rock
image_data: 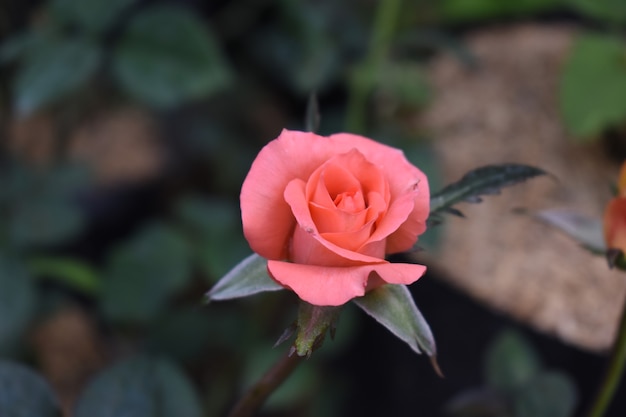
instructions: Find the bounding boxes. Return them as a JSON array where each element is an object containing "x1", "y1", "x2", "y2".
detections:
[{"x1": 417, "y1": 23, "x2": 626, "y2": 351}]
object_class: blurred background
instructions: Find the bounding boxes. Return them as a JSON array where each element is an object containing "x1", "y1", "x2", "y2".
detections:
[{"x1": 1, "y1": 0, "x2": 626, "y2": 416}]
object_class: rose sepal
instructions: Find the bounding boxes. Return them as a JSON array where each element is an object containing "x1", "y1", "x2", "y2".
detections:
[
  {"x1": 205, "y1": 253, "x2": 283, "y2": 302},
  {"x1": 292, "y1": 302, "x2": 341, "y2": 358},
  {"x1": 353, "y1": 284, "x2": 441, "y2": 375}
]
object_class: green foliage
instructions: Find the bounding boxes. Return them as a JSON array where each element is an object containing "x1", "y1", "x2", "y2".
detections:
[
  {"x1": 533, "y1": 209, "x2": 605, "y2": 253},
  {"x1": 560, "y1": 34, "x2": 626, "y2": 140},
  {"x1": 567, "y1": 0, "x2": 626, "y2": 25},
  {"x1": 485, "y1": 330, "x2": 542, "y2": 393},
  {"x1": 100, "y1": 223, "x2": 191, "y2": 323},
  {"x1": 28, "y1": 256, "x2": 101, "y2": 296},
  {"x1": 429, "y1": 164, "x2": 547, "y2": 218},
  {"x1": 513, "y1": 372, "x2": 577, "y2": 417},
  {"x1": 375, "y1": 62, "x2": 430, "y2": 109},
  {"x1": 448, "y1": 330, "x2": 577, "y2": 417},
  {"x1": 205, "y1": 253, "x2": 283, "y2": 302},
  {"x1": 294, "y1": 302, "x2": 341, "y2": 357},
  {"x1": 0, "y1": 1, "x2": 231, "y2": 113},
  {"x1": 353, "y1": 284, "x2": 436, "y2": 357},
  {"x1": 49, "y1": 0, "x2": 138, "y2": 35},
  {"x1": 0, "y1": 257, "x2": 36, "y2": 353},
  {"x1": 74, "y1": 356, "x2": 203, "y2": 417},
  {"x1": 441, "y1": 0, "x2": 561, "y2": 23},
  {"x1": 175, "y1": 196, "x2": 250, "y2": 280},
  {"x1": 0, "y1": 162, "x2": 88, "y2": 248},
  {"x1": 113, "y1": 5, "x2": 231, "y2": 108},
  {"x1": 0, "y1": 360, "x2": 60, "y2": 417},
  {"x1": 13, "y1": 37, "x2": 102, "y2": 115}
]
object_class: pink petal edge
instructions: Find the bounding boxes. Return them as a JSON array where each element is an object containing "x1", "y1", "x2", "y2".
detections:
[{"x1": 268, "y1": 260, "x2": 427, "y2": 306}]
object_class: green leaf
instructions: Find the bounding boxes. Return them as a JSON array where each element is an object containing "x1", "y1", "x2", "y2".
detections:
[
  {"x1": 534, "y1": 209, "x2": 605, "y2": 253},
  {"x1": 175, "y1": 196, "x2": 249, "y2": 280},
  {"x1": 375, "y1": 62, "x2": 430, "y2": 108},
  {"x1": 441, "y1": 0, "x2": 560, "y2": 23},
  {"x1": 28, "y1": 256, "x2": 101, "y2": 296},
  {"x1": 49, "y1": 0, "x2": 138, "y2": 35},
  {"x1": 294, "y1": 302, "x2": 341, "y2": 357},
  {"x1": 113, "y1": 5, "x2": 231, "y2": 108},
  {"x1": 353, "y1": 284, "x2": 436, "y2": 357},
  {"x1": 560, "y1": 34, "x2": 626, "y2": 140},
  {"x1": 484, "y1": 330, "x2": 541, "y2": 393},
  {"x1": 100, "y1": 223, "x2": 191, "y2": 323},
  {"x1": 566, "y1": 0, "x2": 626, "y2": 25},
  {"x1": 0, "y1": 360, "x2": 60, "y2": 416},
  {"x1": 0, "y1": 32, "x2": 45, "y2": 64},
  {"x1": 513, "y1": 372, "x2": 577, "y2": 417},
  {"x1": 206, "y1": 253, "x2": 283, "y2": 302},
  {"x1": 0, "y1": 257, "x2": 36, "y2": 352},
  {"x1": 13, "y1": 37, "x2": 102, "y2": 115},
  {"x1": 10, "y1": 200, "x2": 85, "y2": 248},
  {"x1": 74, "y1": 356, "x2": 203, "y2": 417},
  {"x1": 430, "y1": 164, "x2": 547, "y2": 216}
]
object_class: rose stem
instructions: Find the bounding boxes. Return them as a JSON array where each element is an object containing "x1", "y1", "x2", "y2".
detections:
[
  {"x1": 345, "y1": 0, "x2": 402, "y2": 134},
  {"x1": 227, "y1": 349, "x2": 304, "y2": 417},
  {"x1": 585, "y1": 294, "x2": 626, "y2": 417}
]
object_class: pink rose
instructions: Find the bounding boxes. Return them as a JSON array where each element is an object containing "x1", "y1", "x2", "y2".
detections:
[{"x1": 240, "y1": 129, "x2": 429, "y2": 306}]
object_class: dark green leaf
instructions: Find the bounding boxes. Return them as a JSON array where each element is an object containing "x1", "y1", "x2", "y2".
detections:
[
  {"x1": 441, "y1": 0, "x2": 560, "y2": 22},
  {"x1": 101, "y1": 223, "x2": 191, "y2": 322},
  {"x1": 49, "y1": 0, "x2": 138, "y2": 35},
  {"x1": 534, "y1": 209, "x2": 605, "y2": 253},
  {"x1": 353, "y1": 284, "x2": 436, "y2": 357},
  {"x1": 206, "y1": 253, "x2": 283, "y2": 302},
  {"x1": 0, "y1": 257, "x2": 36, "y2": 352},
  {"x1": 74, "y1": 356, "x2": 203, "y2": 417},
  {"x1": 113, "y1": 5, "x2": 231, "y2": 108},
  {"x1": 560, "y1": 34, "x2": 626, "y2": 140},
  {"x1": 566, "y1": 0, "x2": 626, "y2": 25},
  {"x1": 0, "y1": 360, "x2": 60, "y2": 417},
  {"x1": 294, "y1": 302, "x2": 341, "y2": 357},
  {"x1": 175, "y1": 196, "x2": 249, "y2": 280},
  {"x1": 0, "y1": 32, "x2": 44, "y2": 64},
  {"x1": 13, "y1": 37, "x2": 102, "y2": 114},
  {"x1": 28, "y1": 256, "x2": 101, "y2": 296},
  {"x1": 145, "y1": 308, "x2": 216, "y2": 362},
  {"x1": 430, "y1": 164, "x2": 547, "y2": 216},
  {"x1": 485, "y1": 330, "x2": 541, "y2": 393},
  {"x1": 10, "y1": 200, "x2": 85, "y2": 247},
  {"x1": 375, "y1": 62, "x2": 430, "y2": 109},
  {"x1": 513, "y1": 372, "x2": 577, "y2": 417}
]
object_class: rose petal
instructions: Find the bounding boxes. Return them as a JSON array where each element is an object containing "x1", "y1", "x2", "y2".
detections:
[
  {"x1": 285, "y1": 179, "x2": 387, "y2": 264},
  {"x1": 268, "y1": 260, "x2": 427, "y2": 306},
  {"x1": 386, "y1": 177, "x2": 430, "y2": 253},
  {"x1": 241, "y1": 129, "x2": 429, "y2": 260},
  {"x1": 241, "y1": 130, "x2": 342, "y2": 259},
  {"x1": 605, "y1": 197, "x2": 626, "y2": 252}
]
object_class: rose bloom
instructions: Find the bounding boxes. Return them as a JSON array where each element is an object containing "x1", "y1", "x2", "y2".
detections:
[
  {"x1": 240, "y1": 129, "x2": 430, "y2": 306},
  {"x1": 604, "y1": 162, "x2": 626, "y2": 255}
]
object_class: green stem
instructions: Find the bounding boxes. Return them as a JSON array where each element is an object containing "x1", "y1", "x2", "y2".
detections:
[
  {"x1": 586, "y1": 295, "x2": 626, "y2": 417},
  {"x1": 227, "y1": 348, "x2": 304, "y2": 417},
  {"x1": 345, "y1": 0, "x2": 403, "y2": 134}
]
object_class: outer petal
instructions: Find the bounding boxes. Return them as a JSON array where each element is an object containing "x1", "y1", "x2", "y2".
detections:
[
  {"x1": 241, "y1": 130, "x2": 340, "y2": 259},
  {"x1": 268, "y1": 260, "x2": 427, "y2": 306},
  {"x1": 386, "y1": 176, "x2": 430, "y2": 253}
]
